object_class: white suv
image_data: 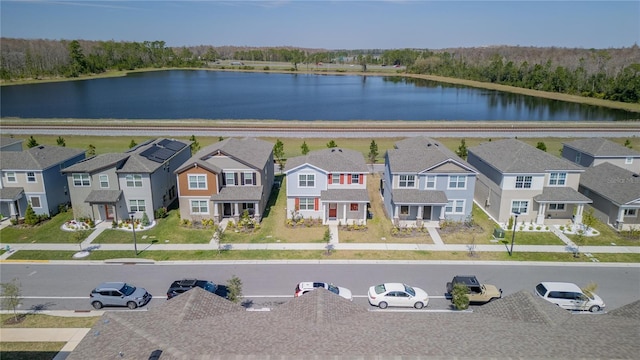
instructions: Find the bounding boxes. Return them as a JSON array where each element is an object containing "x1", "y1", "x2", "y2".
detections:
[{"x1": 534, "y1": 282, "x2": 605, "y2": 312}]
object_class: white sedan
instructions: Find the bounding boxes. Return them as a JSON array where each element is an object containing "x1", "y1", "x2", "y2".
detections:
[
  {"x1": 295, "y1": 282, "x2": 353, "y2": 301},
  {"x1": 368, "y1": 283, "x2": 429, "y2": 309}
]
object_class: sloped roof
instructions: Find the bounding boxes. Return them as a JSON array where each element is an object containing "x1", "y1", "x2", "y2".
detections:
[
  {"x1": 389, "y1": 188, "x2": 449, "y2": 204},
  {"x1": 176, "y1": 137, "x2": 273, "y2": 173},
  {"x1": 118, "y1": 138, "x2": 190, "y2": 174},
  {"x1": 533, "y1": 187, "x2": 592, "y2": 203},
  {"x1": 284, "y1": 148, "x2": 368, "y2": 173},
  {"x1": 61, "y1": 153, "x2": 129, "y2": 173},
  {"x1": 579, "y1": 162, "x2": 640, "y2": 205},
  {"x1": 563, "y1": 138, "x2": 640, "y2": 157},
  {"x1": 388, "y1": 137, "x2": 477, "y2": 174},
  {"x1": 0, "y1": 136, "x2": 23, "y2": 150},
  {"x1": 320, "y1": 188, "x2": 369, "y2": 202},
  {"x1": 0, "y1": 145, "x2": 85, "y2": 171},
  {"x1": 474, "y1": 290, "x2": 573, "y2": 326},
  {"x1": 469, "y1": 139, "x2": 583, "y2": 173},
  {"x1": 0, "y1": 187, "x2": 24, "y2": 201},
  {"x1": 211, "y1": 185, "x2": 264, "y2": 201}
]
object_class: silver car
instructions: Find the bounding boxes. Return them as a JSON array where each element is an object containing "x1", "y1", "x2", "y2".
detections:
[{"x1": 90, "y1": 282, "x2": 152, "y2": 309}]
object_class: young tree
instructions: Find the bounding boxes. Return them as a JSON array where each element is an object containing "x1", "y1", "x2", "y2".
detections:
[
  {"x1": 1, "y1": 278, "x2": 22, "y2": 322},
  {"x1": 300, "y1": 141, "x2": 310, "y2": 155},
  {"x1": 24, "y1": 204, "x2": 38, "y2": 225},
  {"x1": 326, "y1": 140, "x2": 338, "y2": 148},
  {"x1": 368, "y1": 140, "x2": 379, "y2": 165},
  {"x1": 323, "y1": 228, "x2": 332, "y2": 255},
  {"x1": 536, "y1": 141, "x2": 547, "y2": 152},
  {"x1": 451, "y1": 282, "x2": 470, "y2": 310},
  {"x1": 26, "y1": 136, "x2": 39, "y2": 148},
  {"x1": 273, "y1": 139, "x2": 285, "y2": 172},
  {"x1": 455, "y1": 139, "x2": 468, "y2": 159},
  {"x1": 189, "y1": 135, "x2": 201, "y2": 154},
  {"x1": 56, "y1": 136, "x2": 66, "y2": 147},
  {"x1": 582, "y1": 207, "x2": 597, "y2": 232},
  {"x1": 624, "y1": 139, "x2": 633, "y2": 149},
  {"x1": 129, "y1": 139, "x2": 137, "y2": 148},
  {"x1": 226, "y1": 275, "x2": 243, "y2": 304},
  {"x1": 87, "y1": 144, "x2": 96, "y2": 156}
]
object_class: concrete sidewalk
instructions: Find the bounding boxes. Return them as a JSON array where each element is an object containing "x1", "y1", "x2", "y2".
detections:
[{"x1": 0, "y1": 327, "x2": 90, "y2": 360}]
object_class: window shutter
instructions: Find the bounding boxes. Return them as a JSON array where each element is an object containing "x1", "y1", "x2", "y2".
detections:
[
  {"x1": 234, "y1": 173, "x2": 238, "y2": 186},
  {"x1": 359, "y1": 174, "x2": 364, "y2": 184},
  {"x1": 240, "y1": 173, "x2": 245, "y2": 185},
  {"x1": 222, "y1": 173, "x2": 226, "y2": 186},
  {"x1": 340, "y1": 174, "x2": 344, "y2": 184},
  {"x1": 295, "y1": 198, "x2": 300, "y2": 209},
  {"x1": 254, "y1": 172, "x2": 257, "y2": 185},
  {"x1": 314, "y1": 198, "x2": 319, "y2": 211},
  {"x1": 347, "y1": 175, "x2": 352, "y2": 184},
  {"x1": 328, "y1": 173, "x2": 332, "y2": 183}
]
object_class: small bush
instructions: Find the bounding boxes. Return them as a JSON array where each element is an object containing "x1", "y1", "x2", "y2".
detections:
[
  {"x1": 451, "y1": 282, "x2": 470, "y2": 310},
  {"x1": 141, "y1": 212, "x2": 150, "y2": 227}
]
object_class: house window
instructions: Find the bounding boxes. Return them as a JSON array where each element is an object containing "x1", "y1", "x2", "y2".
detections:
[
  {"x1": 426, "y1": 176, "x2": 436, "y2": 189},
  {"x1": 515, "y1": 175, "x2": 532, "y2": 189},
  {"x1": 190, "y1": 200, "x2": 209, "y2": 214},
  {"x1": 298, "y1": 174, "x2": 315, "y2": 188},
  {"x1": 549, "y1": 203, "x2": 565, "y2": 211},
  {"x1": 5, "y1": 172, "x2": 16, "y2": 183},
  {"x1": 448, "y1": 175, "x2": 466, "y2": 189},
  {"x1": 625, "y1": 157, "x2": 633, "y2": 165},
  {"x1": 27, "y1": 172, "x2": 36, "y2": 183},
  {"x1": 242, "y1": 203, "x2": 255, "y2": 215},
  {"x1": 72, "y1": 173, "x2": 90, "y2": 187},
  {"x1": 225, "y1": 172, "x2": 236, "y2": 186},
  {"x1": 549, "y1": 172, "x2": 566, "y2": 186},
  {"x1": 188, "y1": 174, "x2": 207, "y2": 189},
  {"x1": 331, "y1": 173, "x2": 340, "y2": 184},
  {"x1": 299, "y1": 197, "x2": 314, "y2": 210},
  {"x1": 29, "y1": 196, "x2": 41, "y2": 208},
  {"x1": 575, "y1": 153, "x2": 581, "y2": 163},
  {"x1": 350, "y1": 203, "x2": 359, "y2": 211},
  {"x1": 624, "y1": 209, "x2": 637, "y2": 217},
  {"x1": 400, "y1": 206, "x2": 409, "y2": 215},
  {"x1": 126, "y1": 174, "x2": 143, "y2": 188},
  {"x1": 511, "y1": 200, "x2": 529, "y2": 214},
  {"x1": 129, "y1": 199, "x2": 146, "y2": 212},
  {"x1": 243, "y1": 172, "x2": 254, "y2": 185},
  {"x1": 399, "y1": 175, "x2": 415, "y2": 188},
  {"x1": 351, "y1": 174, "x2": 360, "y2": 184},
  {"x1": 445, "y1": 200, "x2": 465, "y2": 214},
  {"x1": 99, "y1": 174, "x2": 109, "y2": 188}
]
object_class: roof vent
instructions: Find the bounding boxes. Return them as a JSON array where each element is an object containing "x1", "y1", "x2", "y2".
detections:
[{"x1": 633, "y1": 173, "x2": 639, "y2": 178}]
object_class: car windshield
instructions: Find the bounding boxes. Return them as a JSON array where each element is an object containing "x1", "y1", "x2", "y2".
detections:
[
  {"x1": 404, "y1": 284, "x2": 416, "y2": 297},
  {"x1": 204, "y1": 282, "x2": 217, "y2": 292},
  {"x1": 374, "y1": 284, "x2": 386, "y2": 294},
  {"x1": 327, "y1": 284, "x2": 339, "y2": 294},
  {"x1": 120, "y1": 284, "x2": 136, "y2": 296}
]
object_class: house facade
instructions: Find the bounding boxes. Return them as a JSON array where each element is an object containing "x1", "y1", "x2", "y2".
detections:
[
  {"x1": 579, "y1": 162, "x2": 640, "y2": 230},
  {"x1": 0, "y1": 145, "x2": 86, "y2": 219},
  {"x1": 468, "y1": 139, "x2": 592, "y2": 225},
  {"x1": 62, "y1": 139, "x2": 190, "y2": 223},
  {"x1": 382, "y1": 137, "x2": 477, "y2": 226},
  {"x1": 175, "y1": 138, "x2": 274, "y2": 224},
  {"x1": 561, "y1": 138, "x2": 640, "y2": 173},
  {"x1": 284, "y1": 148, "x2": 369, "y2": 225}
]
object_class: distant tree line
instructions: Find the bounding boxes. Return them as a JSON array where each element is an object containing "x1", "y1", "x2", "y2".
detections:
[{"x1": 1, "y1": 38, "x2": 638, "y2": 103}]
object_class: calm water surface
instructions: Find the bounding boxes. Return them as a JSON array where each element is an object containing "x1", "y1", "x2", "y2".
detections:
[{"x1": 0, "y1": 70, "x2": 634, "y2": 121}]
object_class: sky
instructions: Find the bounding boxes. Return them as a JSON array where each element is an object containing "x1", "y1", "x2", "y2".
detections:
[{"x1": 1, "y1": 0, "x2": 638, "y2": 50}]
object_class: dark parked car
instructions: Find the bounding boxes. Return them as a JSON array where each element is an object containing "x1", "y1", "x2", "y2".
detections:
[{"x1": 166, "y1": 279, "x2": 218, "y2": 299}]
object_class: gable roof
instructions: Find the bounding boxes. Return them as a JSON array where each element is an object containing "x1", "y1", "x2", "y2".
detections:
[
  {"x1": 176, "y1": 137, "x2": 273, "y2": 173},
  {"x1": 61, "y1": 153, "x2": 129, "y2": 173},
  {"x1": 68, "y1": 287, "x2": 640, "y2": 359},
  {"x1": 469, "y1": 139, "x2": 583, "y2": 173},
  {"x1": 563, "y1": 138, "x2": 640, "y2": 158},
  {"x1": 0, "y1": 145, "x2": 85, "y2": 171},
  {"x1": 118, "y1": 138, "x2": 190, "y2": 174},
  {"x1": 0, "y1": 136, "x2": 23, "y2": 150},
  {"x1": 284, "y1": 148, "x2": 368, "y2": 173},
  {"x1": 388, "y1": 137, "x2": 477, "y2": 174},
  {"x1": 580, "y1": 162, "x2": 640, "y2": 205}
]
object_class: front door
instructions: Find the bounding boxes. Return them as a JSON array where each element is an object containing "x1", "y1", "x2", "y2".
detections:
[
  {"x1": 105, "y1": 205, "x2": 115, "y2": 220},
  {"x1": 423, "y1": 206, "x2": 432, "y2": 220},
  {"x1": 329, "y1": 203, "x2": 337, "y2": 218},
  {"x1": 223, "y1": 203, "x2": 232, "y2": 217}
]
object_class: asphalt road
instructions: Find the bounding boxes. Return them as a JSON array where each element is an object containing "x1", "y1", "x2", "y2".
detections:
[{"x1": 1, "y1": 262, "x2": 638, "y2": 312}]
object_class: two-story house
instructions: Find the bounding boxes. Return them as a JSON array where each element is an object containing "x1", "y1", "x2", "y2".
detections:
[
  {"x1": 175, "y1": 138, "x2": 274, "y2": 224},
  {"x1": 468, "y1": 139, "x2": 591, "y2": 226},
  {"x1": 284, "y1": 148, "x2": 369, "y2": 225},
  {"x1": 562, "y1": 138, "x2": 640, "y2": 173},
  {"x1": 62, "y1": 139, "x2": 190, "y2": 223},
  {"x1": 1, "y1": 145, "x2": 86, "y2": 219},
  {"x1": 382, "y1": 137, "x2": 478, "y2": 226}
]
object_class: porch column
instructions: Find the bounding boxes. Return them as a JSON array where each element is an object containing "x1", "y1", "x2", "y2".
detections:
[
  {"x1": 416, "y1": 206, "x2": 423, "y2": 227},
  {"x1": 322, "y1": 202, "x2": 327, "y2": 225},
  {"x1": 439, "y1": 206, "x2": 445, "y2": 220},
  {"x1": 362, "y1": 203, "x2": 367, "y2": 223},
  {"x1": 342, "y1": 203, "x2": 347, "y2": 224},
  {"x1": 393, "y1": 205, "x2": 399, "y2": 226},
  {"x1": 212, "y1": 202, "x2": 221, "y2": 223},
  {"x1": 536, "y1": 203, "x2": 546, "y2": 225},
  {"x1": 9, "y1": 202, "x2": 18, "y2": 218},
  {"x1": 616, "y1": 208, "x2": 625, "y2": 230},
  {"x1": 253, "y1": 202, "x2": 260, "y2": 221},
  {"x1": 574, "y1": 204, "x2": 584, "y2": 225}
]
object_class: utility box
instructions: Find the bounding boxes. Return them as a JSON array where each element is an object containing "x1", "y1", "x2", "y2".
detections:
[{"x1": 493, "y1": 228, "x2": 505, "y2": 239}]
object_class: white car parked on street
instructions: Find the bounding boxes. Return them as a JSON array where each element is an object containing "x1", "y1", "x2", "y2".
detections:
[
  {"x1": 534, "y1": 282, "x2": 605, "y2": 312},
  {"x1": 294, "y1": 282, "x2": 353, "y2": 301},
  {"x1": 368, "y1": 283, "x2": 429, "y2": 309}
]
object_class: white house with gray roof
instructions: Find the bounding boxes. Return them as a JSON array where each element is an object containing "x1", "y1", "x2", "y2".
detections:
[
  {"x1": 0, "y1": 145, "x2": 86, "y2": 219},
  {"x1": 468, "y1": 139, "x2": 591, "y2": 226},
  {"x1": 579, "y1": 162, "x2": 640, "y2": 230},
  {"x1": 62, "y1": 139, "x2": 190, "y2": 223},
  {"x1": 174, "y1": 138, "x2": 274, "y2": 225},
  {"x1": 383, "y1": 137, "x2": 478, "y2": 226},
  {"x1": 284, "y1": 148, "x2": 369, "y2": 225},
  {"x1": 562, "y1": 138, "x2": 640, "y2": 173}
]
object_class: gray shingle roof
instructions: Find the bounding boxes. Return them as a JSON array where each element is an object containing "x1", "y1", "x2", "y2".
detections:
[
  {"x1": 533, "y1": 187, "x2": 593, "y2": 203},
  {"x1": 469, "y1": 139, "x2": 583, "y2": 173},
  {"x1": 211, "y1": 186, "x2": 264, "y2": 201},
  {"x1": 118, "y1": 139, "x2": 190, "y2": 174},
  {"x1": 0, "y1": 136, "x2": 23, "y2": 150},
  {"x1": 580, "y1": 162, "x2": 640, "y2": 205},
  {"x1": 0, "y1": 145, "x2": 85, "y2": 170},
  {"x1": 84, "y1": 190, "x2": 123, "y2": 204},
  {"x1": 563, "y1": 138, "x2": 640, "y2": 157},
  {"x1": 388, "y1": 137, "x2": 477, "y2": 174},
  {"x1": 61, "y1": 153, "x2": 129, "y2": 173},
  {"x1": 68, "y1": 287, "x2": 640, "y2": 359},
  {"x1": 320, "y1": 189, "x2": 369, "y2": 202},
  {"x1": 389, "y1": 189, "x2": 448, "y2": 204},
  {"x1": 284, "y1": 148, "x2": 368, "y2": 173},
  {"x1": 177, "y1": 137, "x2": 273, "y2": 174},
  {"x1": 0, "y1": 187, "x2": 24, "y2": 201}
]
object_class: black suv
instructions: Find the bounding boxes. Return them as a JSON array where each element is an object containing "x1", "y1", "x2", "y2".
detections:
[{"x1": 166, "y1": 279, "x2": 218, "y2": 299}]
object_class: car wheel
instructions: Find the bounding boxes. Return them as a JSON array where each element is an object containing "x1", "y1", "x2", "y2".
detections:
[
  {"x1": 91, "y1": 301, "x2": 103, "y2": 309},
  {"x1": 378, "y1": 301, "x2": 388, "y2": 309},
  {"x1": 589, "y1": 305, "x2": 600, "y2": 313},
  {"x1": 414, "y1": 302, "x2": 424, "y2": 309},
  {"x1": 127, "y1": 301, "x2": 138, "y2": 309}
]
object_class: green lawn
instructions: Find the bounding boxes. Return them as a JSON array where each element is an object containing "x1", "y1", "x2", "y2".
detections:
[
  {"x1": 565, "y1": 218, "x2": 640, "y2": 247},
  {"x1": 0, "y1": 211, "x2": 92, "y2": 244}
]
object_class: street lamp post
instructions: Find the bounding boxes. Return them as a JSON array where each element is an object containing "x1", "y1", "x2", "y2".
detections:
[
  {"x1": 129, "y1": 211, "x2": 138, "y2": 256},
  {"x1": 509, "y1": 212, "x2": 520, "y2": 256}
]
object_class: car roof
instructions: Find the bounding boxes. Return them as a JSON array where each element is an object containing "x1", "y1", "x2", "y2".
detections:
[
  {"x1": 170, "y1": 279, "x2": 211, "y2": 288},
  {"x1": 453, "y1": 276, "x2": 480, "y2": 286},
  {"x1": 96, "y1": 282, "x2": 126, "y2": 289},
  {"x1": 299, "y1": 282, "x2": 327, "y2": 288},
  {"x1": 538, "y1": 282, "x2": 582, "y2": 292},
  {"x1": 381, "y1": 283, "x2": 407, "y2": 292}
]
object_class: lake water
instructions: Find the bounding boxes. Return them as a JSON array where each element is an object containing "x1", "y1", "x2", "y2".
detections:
[{"x1": 0, "y1": 70, "x2": 634, "y2": 121}]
